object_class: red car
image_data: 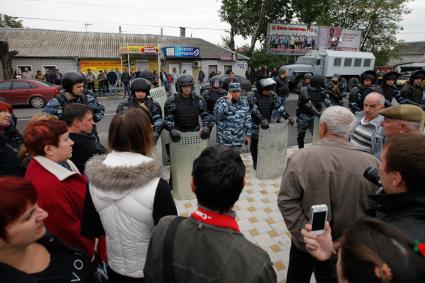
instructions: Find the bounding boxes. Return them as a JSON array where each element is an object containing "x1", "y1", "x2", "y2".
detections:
[{"x1": 0, "y1": 79, "x2": 61, "y2": 108}]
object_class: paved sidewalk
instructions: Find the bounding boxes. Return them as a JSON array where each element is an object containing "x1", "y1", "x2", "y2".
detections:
[{"x1": 165, "y1": 146, "x2": 303, "y2": 283}]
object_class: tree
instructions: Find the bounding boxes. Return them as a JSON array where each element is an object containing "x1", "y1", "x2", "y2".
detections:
[
  {"x1": 292, "y1": 0, "x2": 330, "y2": 27},
  {"x1": 0, "y1": 14, "x2": 23, "y2": 28},
  {"x1": 314, "y1": 0, "x2": 410, "y2": 65},
  {"x1": 0, "y1": 41, "x2": 18, "y2": 79},
  {"x1": 219, "y1": 0, "x2": 292, "y2": 54}
]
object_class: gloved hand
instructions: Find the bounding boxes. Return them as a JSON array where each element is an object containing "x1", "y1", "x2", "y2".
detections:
[
  {"x1": 287, "y1": 117, "x2": 295, "y2": 126},
  {"x1": 260, "y1": 119, "x2": 269, "y2": 130},
  {"x1": 200, "y1": 127, "x2": 211, "y2": 140},
  {"x1": 153, "y1": 132, "x2": 160, "y2": 144},
  {"x1": 170, "y1": 129, "x2": 182, "y2": 143}
]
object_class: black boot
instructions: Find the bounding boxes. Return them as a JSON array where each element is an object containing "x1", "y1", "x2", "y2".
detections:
[{"x1": 297, "y1": 132, "x2": 305, "y2": 149}]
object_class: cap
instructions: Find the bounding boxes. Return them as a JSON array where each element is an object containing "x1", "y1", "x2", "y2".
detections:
[
  {"x1": 383, "y1": 71, "x2": 398, "y2": 81},
  {"x1": 0, "y1": 102, "x2": 13, "y2": 113},
  {"x1": 228, "y1": 82, "x2": 241, "y2": 92},
  {"x1": 410, "y1": 70, "x2": 425, "y2": 82},
  {"x1": 379, "y1": 104, "x2": 424, "y2": 123}
]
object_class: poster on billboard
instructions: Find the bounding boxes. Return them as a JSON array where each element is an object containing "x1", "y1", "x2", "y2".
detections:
[
  {"x1": 317, "y1": 27, "x2": 362, "y2": 51},
  {"x1": 267, "y1": 24, "x2": 319, "y2": 55}
]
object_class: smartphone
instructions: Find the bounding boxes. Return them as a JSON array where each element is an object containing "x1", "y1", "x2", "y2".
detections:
[{"x1": 310, "y1": 204, "x2": 328, "y2": 235}]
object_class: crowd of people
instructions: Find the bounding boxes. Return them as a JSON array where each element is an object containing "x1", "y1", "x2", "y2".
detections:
[{"x1": 0, "y1": 64, "x2": 424, "y2": 283}]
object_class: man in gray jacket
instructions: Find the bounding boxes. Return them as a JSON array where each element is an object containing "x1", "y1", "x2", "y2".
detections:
[
  {"x1": 144, "y1": 145, "x2": 276, "y2": 283},
  {"x1": 278, "y1": 106, "x2": 380, "y2": 283}
]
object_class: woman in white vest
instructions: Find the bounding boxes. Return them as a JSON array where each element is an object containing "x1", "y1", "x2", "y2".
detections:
[{"x1": 85, "y1": 108, "x2": 177, "y2": 283}]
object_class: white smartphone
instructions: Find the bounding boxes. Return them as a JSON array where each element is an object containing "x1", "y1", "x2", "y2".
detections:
[{"x1": 310, "y1": 204, "x2": 328, "y2": 235}]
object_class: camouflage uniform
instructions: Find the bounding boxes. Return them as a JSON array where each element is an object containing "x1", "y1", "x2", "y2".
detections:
[
  {"x1": 43, "y1": 91, "x2": 105, "y2": 123},
  {"x1": 116, "y1": 96, "x2": 163, "y2": 136},
  {"x1": 214, "y1": 96, "x2": 252, "y2": 148},
  {"x1": 326, "y1": 81, "x2": 345, "y2": 106}
]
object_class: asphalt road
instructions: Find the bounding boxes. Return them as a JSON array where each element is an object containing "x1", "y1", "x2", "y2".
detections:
[{"x1": 13, "y1": 92, "x2": 311, "y2": 148}]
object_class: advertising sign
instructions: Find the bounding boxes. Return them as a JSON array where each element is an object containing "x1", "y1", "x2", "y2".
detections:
[
  {"x1": 163, "y1": 46, "x2": 200, "y2": 58},
  {"x1": 317, "y1": 27, "x2": 362, "y2": 51},
  {"x1": 119, "y1": 45, "x2": 159, "y2": 54},
  {"x1": 79, "y1": 59, "x2": 121, "y2": 73},
  {"x1": 267, "y1": 24, "x2": 319, "y2": 55}
]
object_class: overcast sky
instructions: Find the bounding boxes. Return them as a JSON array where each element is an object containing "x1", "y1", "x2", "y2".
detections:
[{"x1": 1, "y1": 0, "x2": 424, "y2": 46}]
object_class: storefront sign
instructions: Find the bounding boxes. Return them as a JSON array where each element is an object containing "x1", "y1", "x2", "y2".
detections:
[
  {"x1": 119, "y1": 45, "x2": 159, "y2": 55},
  {"x1": 79, "y1": 59, "x2": 121, "y2": 73},
  {"x1": 163, "y1": 46, "x2": 200, "y2": 58}
]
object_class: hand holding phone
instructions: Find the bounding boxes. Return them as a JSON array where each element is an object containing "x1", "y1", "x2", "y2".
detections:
[{"x1": 310, "y1": 204, "x2": 328, "y2": 235}]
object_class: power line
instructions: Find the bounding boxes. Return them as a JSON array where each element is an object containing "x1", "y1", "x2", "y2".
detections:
[
  {"x1": 26, "y1": 0, "x2": 217, "y2": 15},
  {"x1": 16, "y1": 16, "x2": 230, "y2": 31}
]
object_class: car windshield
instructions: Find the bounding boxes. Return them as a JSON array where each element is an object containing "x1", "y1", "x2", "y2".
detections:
[{"x1": 295, "y1": 57, "x2": 315, "y2": 65}]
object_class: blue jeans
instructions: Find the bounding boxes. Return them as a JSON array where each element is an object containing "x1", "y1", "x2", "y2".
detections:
[
  {"x1": 108, "y1": 83, "x2": 116, "y2": 96},
  {"x1": 271, "y1": 96, "x2": 288, "y2": 122},
  {"x1": 123, "y1": 82, "x2": 129, "y2": 96}
]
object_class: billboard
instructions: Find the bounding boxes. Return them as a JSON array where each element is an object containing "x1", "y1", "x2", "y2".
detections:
[
  {"x1": 267, "y1": 24, "x2": 319, "y2": 55},
  {"x1": 79, "y1": 59, "x2": 121, "y2": 73},
  {"x1": 162, "y1": 46, "x2": 200, "y2": 58},
  {"x1": 317, "y1": 27, "x2": 362, "y2": 51},
  {"x1": 267, "y1": 23, "x2": 362, "y2": 55},
  {"x1": 119, "y1": 45, "x2": 159, "y2": 55}
]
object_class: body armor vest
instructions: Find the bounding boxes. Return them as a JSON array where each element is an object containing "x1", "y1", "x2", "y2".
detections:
[
  {"x1": 406, "y1": 85, "x2": 424, "y2": 104},
  {"x1": 174, "y1": 95, "x2": 200, "y2": 132},
  {"x1": 206, "y1": 89, "x2": 226, "y2": 112},
  {"x1": 382, "y1": 85, "x2": 397, "y2": 102},
  {"x1": 309, "y1": 87, "x2": 325, "y2": 112},
  {"x1": 257, "y1": 94, "x2": 274, "y2": 122}
]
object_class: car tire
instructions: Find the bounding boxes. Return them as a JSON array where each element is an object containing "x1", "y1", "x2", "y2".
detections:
[{"x1": 30, "y1": 96, "x2": 46, "y2": 108}]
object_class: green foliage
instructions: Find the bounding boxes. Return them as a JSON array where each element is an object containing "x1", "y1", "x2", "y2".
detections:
[
  {"x1": 292, "y1": 0, "x2": 330, "y2": 27},
  {"x1": 246, "y1": 48, "x2": 296, "y2": 69},
  {"x1": 0, "y1": 14, "x2": 23, "y2": 28}
]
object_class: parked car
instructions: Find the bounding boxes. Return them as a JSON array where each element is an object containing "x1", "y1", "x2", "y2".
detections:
[
  {"x1": 200, "y1": 75, "x2": 252, "y2": 95},
  {"x1": 0, "y1": 79, "x2": 61, "y2": 108}
]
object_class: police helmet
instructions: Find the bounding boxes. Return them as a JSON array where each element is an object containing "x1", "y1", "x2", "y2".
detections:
[
  {"x1": 130, "y1": 78, "x2": 151, "y2": 96},
  {"x1": 176, "y1": 74, "x2": 194, "y2": 93},
  {"x1": 360, "y1": 70, "x2": 377, "y2": 82},
  {"x1": 409, "y1": 70, "x2": 425, "y2": 83},
  {"x1": 382, "y1": 71, "x2": 398, "y2": 82},
  {"x1": 62, "y1": 71, "x2": 85, "y2": 93},
  {"x1": 304, "y1": 73, "x2": 313, "y2": 80},
  {"x1": 210, "y1": 77, "x2": 222, "y2": 89},
  {"x1": 257, "y1": 77, "x2": 276, "y2": 92},
  {"x1": 332, "y1": 74, "x2": 340, "y2": 81},
  {"x1": 310, "y1": 75, "x2": 324, "y2": 88}
]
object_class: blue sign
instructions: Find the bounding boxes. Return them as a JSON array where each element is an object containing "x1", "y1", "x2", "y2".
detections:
[{"x1": 163, "y1": 47, "x2": 200, "y2": 58}]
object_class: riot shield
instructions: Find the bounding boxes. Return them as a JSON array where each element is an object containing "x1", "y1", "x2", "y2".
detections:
[
  {"x1": 256, "y1": 122, "x2": 289, "y2": 180},
  {"x1": 208, "y1": 125, "x2": 217, "y2": 147},
  {"x1": 150, "y1": 86, "x2": 168, "y2": 113},
  {"x1": 170, "y1": 131, "x2": 208, "y2": 200},
  {"x1": 312, "y1": 116, "x2": 320, "y2": 144}
]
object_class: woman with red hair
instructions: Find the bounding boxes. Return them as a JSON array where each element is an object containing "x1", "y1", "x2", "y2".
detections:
[
  {"x1": 23, "y1": 119, "x2": 105, "y2": 260},
  {"x1": 0, "y1": 176, "x2": 94, "y2": 282},
  {"x1": 0, "y1": 102, "x2": 22, "y2": 176}
]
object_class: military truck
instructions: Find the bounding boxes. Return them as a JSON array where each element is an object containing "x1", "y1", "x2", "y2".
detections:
[{"x1": 282, "y1": 50, "x2": 375, "y2": 90}]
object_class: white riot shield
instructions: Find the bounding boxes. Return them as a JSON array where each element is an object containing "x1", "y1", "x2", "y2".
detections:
[
  {"x1": 150, "y1": 86, "x2": 168, "y2": 113},
  {"x1": 312, "y1": 116, "x2": 320, "y2": 144},
  {"x1": 256, "y1": 123, "x2": 289, "y2": 180},
  {"x1": 170, "y1": 132, "x2": 208, "y2": 200},
  {"x1": 160, "y1": 131, "x2": 170, "y2": 166}
]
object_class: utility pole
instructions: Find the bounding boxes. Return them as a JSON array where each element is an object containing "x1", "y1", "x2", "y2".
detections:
[{"x1": 84, "y1": 23, "x2": 92, "y2": 32}]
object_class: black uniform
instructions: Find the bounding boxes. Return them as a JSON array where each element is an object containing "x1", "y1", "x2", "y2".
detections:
[
  {"x1": 201, "y1": 87, "x2": 227, "y2": 124},
  {"x1": 348, "y1": 84, "x2": 384, "y2": 112},
  {"x1": 296, "y1": 77, "x2": 331, "y2": 149},
  {"x1": 400, "y1": 84, "x2": 425, "y2": 109},
  {"x1": 326, "y1": 81, "x2": 345, "y2": 106},
  {"x1": 0, "y1": 124, "x2": 22, "y2": 176}
]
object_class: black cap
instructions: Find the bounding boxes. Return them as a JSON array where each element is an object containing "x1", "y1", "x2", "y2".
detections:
[
  {"x1": 409, "y1": 70, "x2": 425, "y2": 83},
  {"x1": 383, "y1": 71, "x2": 399, "y2": 81},
  {"x1": 361, "y1": 70, "x2": 377, "y2": 81}
]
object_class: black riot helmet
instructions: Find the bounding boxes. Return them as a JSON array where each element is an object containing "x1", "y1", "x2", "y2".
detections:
[
  {"x1": 210, "y1": 77, "x2": 222, "y2": 89},
  {"x1": 176, "y1": 74, "x2": 194, "y2": 93},
  {"x1": 360, "y1": 70, "x2": 377, "y2": 83},
  {"x1": 62, "y1": 71, "x2": 85, "y2": 93},
  {"x1": 409, "y1": 70, "x2": 425, "y2": 83},
  {"x1": 310, "y1": 75, "x2": 324, "y2": 88},
  {"x1": 130, "y1": 78, "x2": 151, "y2": 96},
  {"x1": 332, "y1": 74, "x2": 340, "y2": 82}
]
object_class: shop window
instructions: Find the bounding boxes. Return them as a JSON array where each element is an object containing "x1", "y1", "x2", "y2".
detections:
[{"x1": 17, "y1": 65, "x2": 32, "y2": 73}]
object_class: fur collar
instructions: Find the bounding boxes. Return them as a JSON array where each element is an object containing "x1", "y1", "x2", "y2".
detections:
[{"x1": 85, "y1": 154, "x2": 161, "y2": 192}]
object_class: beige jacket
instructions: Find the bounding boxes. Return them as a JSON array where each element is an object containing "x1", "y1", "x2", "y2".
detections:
[{"x1": 278, "y1": 139, "x2": 380, "y2": 251}]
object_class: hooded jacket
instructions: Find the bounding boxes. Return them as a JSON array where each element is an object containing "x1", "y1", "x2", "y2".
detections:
[{"x1": 85, "y1": 151, "x2": 177, "y2": 279}]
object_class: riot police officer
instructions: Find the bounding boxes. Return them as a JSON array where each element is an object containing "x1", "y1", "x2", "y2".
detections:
[
  {"x1": 348, "y1": 70, "x2": 384, "y2": 113},
  {"x1": 43, "y1": 71, "x2": 105, "y2": 122},
  {"x1": 201, "y1": 77, "x2": 227, "y2": 122},
  {"x1": 296, "y1": 74, "x2": 331, "y2": 149},
  {"x1": 381, "y1": 71, "x2": 413, "y2": 106},
  {"x1": 400, "y1": 70, "x2": 425, "y2": 110},
  {"x1": 116, "y1": 78, "x2": 163, "y2": 143},
  {"x1": 296, "y1": 73, "x2": 312, "y2": 94},
  {"x1": 326, "y1": 74, "x2": 345, "y2": 106},
  {"x1": 248, "y1": 78, "x2": 294, "y2": 169},
  {"x1": 164, "y1": 74, "x2": 211, "y2": 142}
]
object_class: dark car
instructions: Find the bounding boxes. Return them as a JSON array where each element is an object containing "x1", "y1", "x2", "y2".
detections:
[
  {"x1": 0, "y1": 79, "x2": 61, "y2": 108},
  {"x1": 200, "y1": 75, "x2": 252, "y2": 95}
]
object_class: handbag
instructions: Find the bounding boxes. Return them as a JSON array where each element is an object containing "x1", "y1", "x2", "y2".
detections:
[{"x1": 91, "y1": 238, "x2": 109, "y2": 283}]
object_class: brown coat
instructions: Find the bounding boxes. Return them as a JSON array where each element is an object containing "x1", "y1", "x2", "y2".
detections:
[{"x1": 278, "y1": 139, "x2": 380, "y2": 250}]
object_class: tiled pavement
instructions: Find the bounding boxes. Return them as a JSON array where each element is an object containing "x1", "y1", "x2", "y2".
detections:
[{"x1": 163, "y1": 146, "x2": 304, "y2": 283}]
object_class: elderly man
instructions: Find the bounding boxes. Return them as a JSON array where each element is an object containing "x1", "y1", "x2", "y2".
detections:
[
  {"x1": 278, "y1": 106, "x2": 380, "y2": 283},
  {"x1": 350, "y1": 92, "x2": 385, "y2": 155},
  {"x1": 379, "y1": 104, "x2": 423, "y2": 138}
]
